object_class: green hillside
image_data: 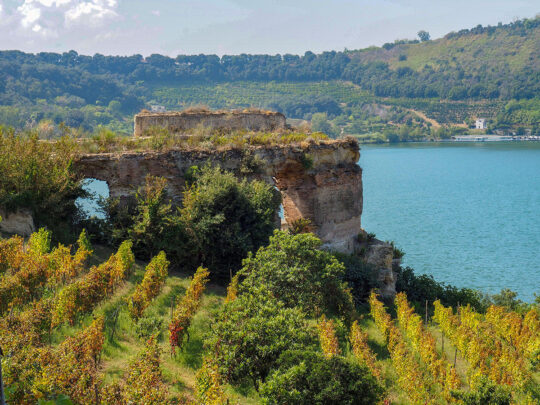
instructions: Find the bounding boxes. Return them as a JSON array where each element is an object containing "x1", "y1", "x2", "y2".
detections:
[{"x1": 0, "y1": 16, "x2": 539, "y2": 140}]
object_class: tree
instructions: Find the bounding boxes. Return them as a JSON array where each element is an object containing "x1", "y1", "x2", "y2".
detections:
[
  {"x1": 260, "y1": 350, "x2": 384, "y2": 405},
  {"x1": 181, "y1": 166, "x2": 280, "y2": 281},
  {"x1": 238, "y1": 231, "x2": 354, "y2": 319},
  {"x1": 205, "y1": 289, "x2": 316, "y2": 389},
  {"x1": 418, "y1": 30, "x2": 431, "y2": 42}
]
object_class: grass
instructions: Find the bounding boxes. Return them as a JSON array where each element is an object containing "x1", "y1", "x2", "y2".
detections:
[
  {"x1": 75, "y1": 127, "x2": 331, "y2": 154},
  {"x1": 42, "y1": 246, "x2": 540, "y2": 404},
  {"x1": 47, "y1": 246, "x2": 259, "y2": 403}
]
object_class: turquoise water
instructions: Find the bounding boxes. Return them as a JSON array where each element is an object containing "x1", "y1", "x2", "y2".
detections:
[{"x1": 359, "y1": 142, "x2": 540, "y2": 302}]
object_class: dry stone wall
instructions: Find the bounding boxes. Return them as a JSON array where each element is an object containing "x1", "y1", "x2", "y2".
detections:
[{"x1": 134, "y1": 111, "x2": 287, "y2": 137}]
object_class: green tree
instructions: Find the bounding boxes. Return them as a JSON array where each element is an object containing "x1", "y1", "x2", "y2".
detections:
[
  {"x1": 260, "y1": 350, "x2": 384, "y2": 405},
  {"x1": 418, "y1": 30, "x2": 431, "y2": 42},
  {"x1": 238, "y1": 231, "x2": 354, "y2": 319},
  {"x1": 181, "y1": 166, "x2": 280, "y2": 281},
  {"x1": 206, "y1": 288, "x2": 316, "y2": 389},
  {"x1": 311, "y1": 113, "x2": 339, "y2": 138}
]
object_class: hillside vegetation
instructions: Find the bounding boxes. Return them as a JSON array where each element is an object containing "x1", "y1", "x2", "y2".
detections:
[
  {"x1": 0, "y1": 17, "x2": 539, "y2": 140},
  {"x1": 1, "y1": 138, "x2": 539, "y2": 404}
]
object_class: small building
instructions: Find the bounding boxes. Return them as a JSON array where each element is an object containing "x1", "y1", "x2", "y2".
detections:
[
  {"x1": 150, "y1": 105, "x2": 167, "y2": 113},
  {"x1": 475, "y1": 118, "x2": 487, "y2": 129}
]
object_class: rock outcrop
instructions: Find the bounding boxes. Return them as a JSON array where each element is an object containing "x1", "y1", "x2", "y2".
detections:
[
  {"x1": 76, "y1": 138, "x2": 361, "y2": 253},
  {"x1": 134, "y1": 110, "x2": 287, "y2": 137},
  {"x1": 0, "y1": 208, "x2": 35, "y2": 236}
]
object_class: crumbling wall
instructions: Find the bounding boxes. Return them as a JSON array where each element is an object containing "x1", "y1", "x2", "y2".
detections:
[
  {"x1": 76, "y1": 138, "x2": 361, "y2": 253},
  {"x1": 134, "y1": 110, "x2": 287, "y2": 137}
]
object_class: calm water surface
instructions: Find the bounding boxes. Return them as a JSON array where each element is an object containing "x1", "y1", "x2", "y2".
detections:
[{"x1": 360, "y1": 142, "x2": 540, "y2": 302}]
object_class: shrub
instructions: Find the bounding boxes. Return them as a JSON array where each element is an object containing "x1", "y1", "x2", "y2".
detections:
[
  {"x1": 395, "y1": 266, "x2": 488, "y2": 312},
  {"x1": 260, "y1": 350, "x2": 384, "y2": 405},
  {"x1": 206, "y1": 289, "x2": 317, "y2": 389},
  {"x1": 181, "y1": 166, "x2": 280, "y2": 281},
  {"x1": 238, "y1": 231, "x2": 354, "y2": 319},
  {"x1": 0, "y1": 129, "x2": 84, "y2": 241},
  {"x1": 334, "y1": 253, "x2": 379, "y2": 306},
  {"x1": 135, "y1": 316, "x2": 163, "y2": 341},
  {"x1": 451, "y1": 377, "x2": 511, "y2": 405}
]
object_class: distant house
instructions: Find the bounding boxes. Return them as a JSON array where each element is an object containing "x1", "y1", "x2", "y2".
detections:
[
  {"x1": 475, "y1": 118, "x2": 487, "y2": 129},
  {"x1": 150, "y1": 105, "x2": 166, "y2": 113}
]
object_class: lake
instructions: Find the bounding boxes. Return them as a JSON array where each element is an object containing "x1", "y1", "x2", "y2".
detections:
[{"x1": 359, "y1": 141, "x2": 540, "y2": 302}]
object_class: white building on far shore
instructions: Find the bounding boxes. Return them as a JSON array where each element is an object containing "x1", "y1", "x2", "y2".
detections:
[{"x1": 475, "y1": 118, "x2": 487, "y2": 129}]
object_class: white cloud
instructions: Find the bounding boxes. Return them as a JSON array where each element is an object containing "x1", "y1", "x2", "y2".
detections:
[
  {"x1": 13, "y1": 0, "x2": 118, "y2": 34},
  {"x1": 18, "y1": 1, "x2": 42, "y2": 28},
  {"x1": 151, "y1": 9, "x2": 160, "y2": 17}
]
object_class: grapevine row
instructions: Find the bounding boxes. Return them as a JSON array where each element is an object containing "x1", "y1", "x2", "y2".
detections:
[
  {"x1": 127, "y1": 251, "x2": 169, "y2": 320},
  {"x1": 395, "y1": 293, "x2": 461, "y2": 400},
  {"x1": 169, "y1": 266, "x2": 210, "y2": 353},
  {"x1": 51, "y1": 240, "x2": 134, "y2": 326},
  {"x1": 369, "y1": 291, "x2": 437, "y2": 405}
]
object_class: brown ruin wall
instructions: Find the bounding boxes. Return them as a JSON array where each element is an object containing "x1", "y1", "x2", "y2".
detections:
[
  {"x1": 75, "y1": 138, "x2": 362, "y2": 253},
  {"x1": 134, "y1": 111, "x2": 287, "y2": 136}
]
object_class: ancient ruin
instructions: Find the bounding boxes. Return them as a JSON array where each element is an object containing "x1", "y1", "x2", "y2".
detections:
[
  {"x1": 76, "y1": 138, "x2": 362, "y2": 253},
  {"x1": 134, "y1": 109, "x2": 287, "y2": 137}
]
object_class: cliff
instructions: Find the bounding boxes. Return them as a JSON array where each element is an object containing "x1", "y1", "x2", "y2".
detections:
[
  {"x1": 75, "y1": 137, "x2": 397, "y2": 297},
  {"x1": 76, "y1": 138, "x2": 361, "y2": 253},
  {"x1": 134, "y1": 110, "x2": 287, "y2": 137}
]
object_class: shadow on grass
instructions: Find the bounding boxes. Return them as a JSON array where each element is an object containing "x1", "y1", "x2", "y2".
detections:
[{"x1": 176, "y1": 333, "x2": 205, "y2": 370}]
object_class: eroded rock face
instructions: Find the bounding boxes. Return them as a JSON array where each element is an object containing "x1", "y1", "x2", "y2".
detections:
[
  {"x1": 75, "y1": 138, "x2": 362, "y2": 253},
  {"x1": 0, "y1": 209, "x2": 35, "y2": 236},
  {"x1": 134, "y1": 110, "x2": 287, "y2": 137},
  {"x1": 362, "y1": 239, "x2": 397, "y2": 299}
]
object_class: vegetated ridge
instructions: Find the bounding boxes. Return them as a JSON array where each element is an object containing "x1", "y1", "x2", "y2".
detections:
[{"x1": 0, "y1": 16, "x2": 538, "y2": 141}]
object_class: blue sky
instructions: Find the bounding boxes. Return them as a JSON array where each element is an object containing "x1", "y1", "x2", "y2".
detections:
[{"x1": 0, "y1": 0, "x2": 538, "y2": 56}]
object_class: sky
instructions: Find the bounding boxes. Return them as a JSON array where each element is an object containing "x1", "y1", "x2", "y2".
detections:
[{"x1": 0, "y1": 0, "x2": 538, "y2": 56}]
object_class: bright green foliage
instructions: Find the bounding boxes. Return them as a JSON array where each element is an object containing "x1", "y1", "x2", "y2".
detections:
[
  {"x1": 260, "y1": 350, "x2": 384, "y2": 405},
  {"x1": 451, "y1": 377, "x2": 512, "y2": 405},
  {"x1": 206, "y1": 288, "x2": 317, "y2": 389},
  {"x1": 27, "y1": 228, "x2": 52, "y2": 256},
  {"x1": 239, "y1": 230, "x2": 354, "y2": 319},
  {"x1": 181, "y1": 166, "x2": 280, "y2": 280},
  {"x1": 128, "y1": 251, "x2": 169, "y2": 320}
]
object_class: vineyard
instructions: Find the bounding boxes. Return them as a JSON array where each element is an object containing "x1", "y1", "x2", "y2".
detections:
[{"x1": 0, "y1": 228, "x2": 539, "y2": 404}]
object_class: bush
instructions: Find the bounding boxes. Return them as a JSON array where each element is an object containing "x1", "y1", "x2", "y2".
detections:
[
  {"x1": 135, "y1": 316, "x2": 163, "y2": 341},
  {"x1": 205, "y1": 289, "x2": 316, "y2": 389},
  {"x1": 181, "y1": 166, "x2": 280, "y2": 280},
  {"x1": 395, "y1": 266, "x2": 488, "y2": 312},
  {"x1": 260, "y1": 350, "x2": 384, "y2": 405},
  {"x1": 335, "y1": 253, "x2": 379, "y2": 306},
  {"x1": 0, "y1": 129, "x2": 84, "y2": 241},
  {"x1": 451, "y1": 377, "x2": 511, "y2": 405},
  {"x1": 238, "y1": 231, "x2": 354, "y2": 319}
]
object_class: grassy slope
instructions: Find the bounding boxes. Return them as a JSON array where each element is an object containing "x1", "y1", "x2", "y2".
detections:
[
  {"x1": 52, "y1": 245, "x2": 260, "y2": 404},
  {"x1": 58, "y1": 246, "x2": 538, "y2": 404},
  {"x1": 351, "y1": 25, "x2": 540, "y2": 72}
]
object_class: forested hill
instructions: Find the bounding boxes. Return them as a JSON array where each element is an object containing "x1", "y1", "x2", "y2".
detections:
[{"x1": 0, "y1": 16, "x2": 539, "y2": 137}]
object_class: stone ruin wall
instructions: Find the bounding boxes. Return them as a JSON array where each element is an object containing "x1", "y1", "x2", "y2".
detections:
[
  {"x1": 134, "y1": 111, "x2": 287, "y2": 137},
  {"x1": 76, "y1": 138, "x2": 362, "y2": 253},
  {"x1": 71, "y1": 137, "x2": 397, "y2": 298}
]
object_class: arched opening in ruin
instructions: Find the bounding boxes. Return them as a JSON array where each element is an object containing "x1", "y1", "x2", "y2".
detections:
[{"x1": 76, "y1": 178, "x2": 110, "y2": 219}]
